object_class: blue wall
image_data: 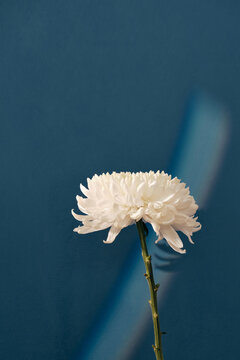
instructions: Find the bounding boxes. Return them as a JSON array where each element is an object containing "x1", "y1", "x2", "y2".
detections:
[{"x1": 0, "y1": 1, "x2": 240, "y2": 359}]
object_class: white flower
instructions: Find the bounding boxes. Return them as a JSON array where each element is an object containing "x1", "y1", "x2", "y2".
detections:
[{"x1": 72, "y1": 171, "x2": 201, "y2": 254}]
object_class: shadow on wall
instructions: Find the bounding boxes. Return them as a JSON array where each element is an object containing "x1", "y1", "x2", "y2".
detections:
[{"x1": 75, "y1": 91, "x2": 230, "y2": 360}]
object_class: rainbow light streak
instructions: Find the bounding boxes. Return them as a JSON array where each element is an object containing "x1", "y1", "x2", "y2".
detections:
[{"x1": 76, "y1": 92, "x2": 230, "y2": 360}]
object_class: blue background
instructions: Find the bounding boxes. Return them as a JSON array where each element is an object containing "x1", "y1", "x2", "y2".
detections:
[{"x1": 0, "y1": 1, "x2": 240, "y2": 359}]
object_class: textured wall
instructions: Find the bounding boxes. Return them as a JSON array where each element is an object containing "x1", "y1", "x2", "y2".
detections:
[{"x1": 0, "y1": 1, "x2": 240, "y2": 359}]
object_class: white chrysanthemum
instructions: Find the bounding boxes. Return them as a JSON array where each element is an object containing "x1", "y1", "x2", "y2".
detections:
[{"x1": 72, "y1": 171, "x2": 201, "y2": 254}]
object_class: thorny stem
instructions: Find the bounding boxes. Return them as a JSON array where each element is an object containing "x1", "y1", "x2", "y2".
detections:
[{"x1": 136, "y1": 220, "x2": 164, "y2": 360}]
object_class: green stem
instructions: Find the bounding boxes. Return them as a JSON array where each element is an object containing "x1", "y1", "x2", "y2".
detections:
[{"x1": 136, "y1": 220, "x2": 164, "y2": 360}]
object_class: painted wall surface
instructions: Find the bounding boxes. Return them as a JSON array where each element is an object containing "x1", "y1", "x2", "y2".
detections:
[{"x1": 0, "y1": 1, "x2": 239, "y2": 359}]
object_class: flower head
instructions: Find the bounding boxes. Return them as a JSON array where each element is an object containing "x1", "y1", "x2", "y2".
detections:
[{"x1": 72, "y1": 171, "x2": 201, "y2": 254}]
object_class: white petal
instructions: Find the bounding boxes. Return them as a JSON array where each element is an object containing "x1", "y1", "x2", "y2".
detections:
[
  {"x1": 76, "y1": 195, "x2": 88, "y2": 214},
  {"x1": 73, "y1": 221, "x2": 110, "y2": 234},
  {"x1": 161, "y1": 225, "x2": 185, "y2": 253},
  {"x1": 71, "y1": 209, "x2": 86, "y2": 221},
  {"x1": 116, "y1": 216, "x2": 132, "y2": 229},
  {"x1": 150, "y1": 221, "x2": 160, "y2": 236},
  {"x1": 103, "y1": 226, "x2": 121, "y2": 244},
  {"x1": 187, "y1": 234, "x2": 194, "y2": 244},
  {"x1": 137, "y1": 182, "x2": 145, "y2": 194},
  {"x1": 130, "y1": 207, "x2": 144, "y2": 221},
  {"x1": 156, "y1": 208, "x2": 175, "y2": 224},
  {"x1": 73, "y1": 226, "x2": 97, "y2": 234},
  {"x1": 80, "y1": 183, "x2": 89, "y2": 197},
  {"x1": 162, "y1": 193, "x2": 175, "y2": 202},
  {"x1": 155, "y1": 234, "x2": 163, "y2": 244},
  {"x1": 167, "y1": 242, "x2": 186, "y2": 254},
  {"x1": 193, "y1": 222, "x2": 202, "y2": 232}
]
